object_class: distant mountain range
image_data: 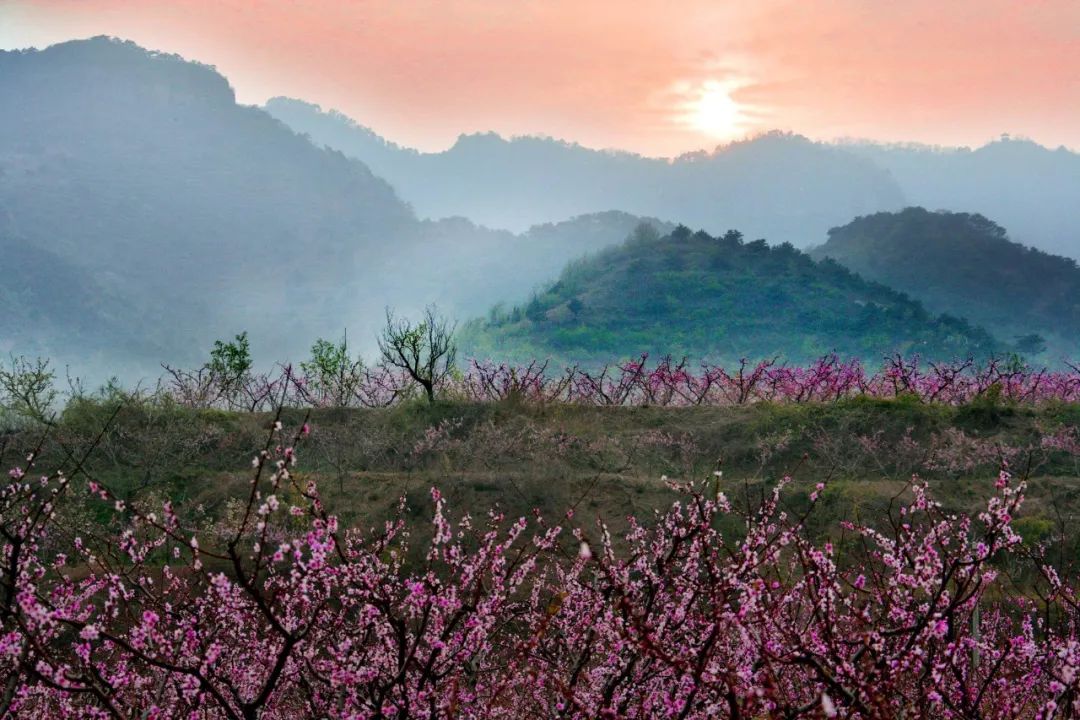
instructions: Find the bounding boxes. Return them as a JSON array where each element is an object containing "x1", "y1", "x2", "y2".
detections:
[
  {"x1": 810, "y1": 208, "x2": 1080, "y2": 358},
  {"x1": 0, "y1": 36, "x2": 1074, "y2": 380},
  {"x1": 841, "y1": 141, "x2": 1080, "y2": 259},
  {"x1": 265, "y1": 97, "x2": 905, "y2": 248},
  {"x1": 265, "y1": 97, "x2": 1080, "y2": 259},
  {"x1": 0, "y1": 37, "x2": 664, "y2": 377},
  {"x1": 461, "y1": 224, "x2": 999, "y2": 365}
]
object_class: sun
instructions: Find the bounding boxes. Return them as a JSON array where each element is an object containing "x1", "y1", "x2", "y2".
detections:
[{"x1": 686, "y1": 81, "x2": 743, "y2": 139}]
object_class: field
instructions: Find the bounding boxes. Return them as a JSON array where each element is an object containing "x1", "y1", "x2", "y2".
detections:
[
  {"x1": 19, "y1": 389, "x2": 1080, "y2": 545},
  {"x1": 4, "y1": 356, "x2": 1080, "y2": 717}
]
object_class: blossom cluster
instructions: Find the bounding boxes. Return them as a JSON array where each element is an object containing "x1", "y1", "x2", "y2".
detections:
[
  {"x1": 2, "y1": 418, "x2": 1079, "y2": 718},
  {"x1": 460, "y1": 354, "x2": 1080, "y2": 407},
  {"x1": 164, "y1": 354, "x2": 1080, "y2": 411}
]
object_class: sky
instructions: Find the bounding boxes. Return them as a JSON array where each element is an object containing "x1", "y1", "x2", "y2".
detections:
[{"x1": 1, "y1": 0, "x2": 1078, "y2": 157}]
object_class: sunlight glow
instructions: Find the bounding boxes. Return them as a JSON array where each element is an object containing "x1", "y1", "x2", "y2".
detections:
[{"x1": 680, "y1": 80, "x2": 745, "y2": 140}]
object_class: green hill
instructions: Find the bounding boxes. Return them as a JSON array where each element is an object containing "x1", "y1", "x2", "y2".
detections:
[
  {"x1": 461, "y1": 224, "x2": 1000, "y2": 364},
  {"x1": 810, "y1": 208, "x2": 1080, "y2": 358}
]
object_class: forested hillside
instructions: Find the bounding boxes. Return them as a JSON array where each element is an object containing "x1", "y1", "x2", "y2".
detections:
[
  {"x1": 845, "y1": 139, "x2": 1080, "y2": 258},
  {"x1": 462, "y1": 224, "x2": 1000, "y2": 363},
  {"x1": 811, "y1": 208, "x2": 1080, "y2": 358}
]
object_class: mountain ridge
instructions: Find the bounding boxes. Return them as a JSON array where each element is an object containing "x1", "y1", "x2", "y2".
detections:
[
  {"x1": 264, "y1": 97, "x2": 907, "y2": 243},
  {"x1": 266, "y1": 97, "x2": 1080, "y2": 259},
  {"x1": 0, "y1": 38, "x2": 672, "y2": 379}
]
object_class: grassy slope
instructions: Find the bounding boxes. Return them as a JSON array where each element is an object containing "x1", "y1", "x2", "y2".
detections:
[{"x1": 14, "y1": 396, "x2": 1080, "y2": 552}]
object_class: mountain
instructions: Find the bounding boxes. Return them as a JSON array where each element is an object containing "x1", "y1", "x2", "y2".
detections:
[
  {"x1": 0, "y1": 38, "x2": 665, "y2": 378},
  {"x1": 5, "y1": 37, "x2": 1054, "y2": 378},
  {"x1": 0, "y1": 232, "x2": 148, "y2": 367},
  {"x1": 809, "y1": 208, "x2": 1080, "y2": 358},
  {"x1": 265, "y1": 99, "x2": 1080, "y2": 260},
  {"x1": 0, "y1": 37, "x2": 419, "y2": 371},
  {"x1": 461, "y1": 224, "x2": 1000, "y2": 365},
  {"x1": 843, "y1": 139, "x2": 1080, "y2": 259},
  {"x1": 264, "y1": 97, "x2": 907, "y2": 244}
]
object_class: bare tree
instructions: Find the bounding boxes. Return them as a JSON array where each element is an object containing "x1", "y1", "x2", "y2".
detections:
[
  {"x1": 0, "y1": 355, "x2": 57, "y2": 426},
  {"x1": 377, "y1": 306, "x2": 457, "y2": 403}
]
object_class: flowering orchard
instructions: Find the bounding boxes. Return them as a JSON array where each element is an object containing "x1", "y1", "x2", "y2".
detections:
[
  {"x1": 3, "y1": 409, "x2": 1080, "y2": 718},
  {"x1": 162, "y1": 354, "x2": 1080, "y2": 411}
]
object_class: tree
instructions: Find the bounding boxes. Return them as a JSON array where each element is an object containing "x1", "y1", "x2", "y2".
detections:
[
  {"x1": 300, "y1": 331, "x2": 365, "y2": 407},
  {"x1": 567, "y1": 297, "x2": 585, "y2": 319},
  {"x1": 209, "y1": 332, "x2": 253, "y2": 391},
  {"x1": 524, "y1": 295, "x2": 546, "y2": 322},
  {"x1": 0, "y1": 355, "x2": 57, "y2": 426},
  {"x1": 2, "y1": 422, "x2": 1072, "y2": 717},
  {"x1": 721, "y1": 229, "x2": 744, "y2": 246},
  {"x1": 377, "y1": 306, "x2": 457, "y2": 403},
  {"x1": 161, "y1": 332, "x2": 254, "y2": 410}
]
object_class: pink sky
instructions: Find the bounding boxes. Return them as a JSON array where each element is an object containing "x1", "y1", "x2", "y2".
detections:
[{"x1": 2, "y1": 0, "x2": 1078, "y2": 156}]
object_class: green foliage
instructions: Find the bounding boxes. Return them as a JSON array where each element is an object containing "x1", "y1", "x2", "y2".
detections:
[
  {"x1": 567, "y1": 297, "x2": 584, "y2": 318},
  {"x1": 209, "y1": 333, "x2": 252, "y2": 389},
  {"x1": 463, "y1": 225, "x2": 1001, "y2": 365},
  {"x1": 811, "y1": 208, "x2": 1080, "y2": 359},
  {"x1": 14, "y1": 391, "x2": 1079, "y2": 551},
  {"x1": 302, "y1": 338, "x2": 352, "y2": 380},
  {"x1": 954, "y1": 382, "x2": 1019, "y2": 429},
  {"x1": 1013, "y1": 516, "x2": 1054, "y2": 546},
  {"x1": 300, "y1": 333, "x2": 365, "y2": 407}
]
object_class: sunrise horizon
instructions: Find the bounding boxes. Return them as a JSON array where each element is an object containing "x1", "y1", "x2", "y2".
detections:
[
  {"x1": 3, "y1": 0, "x2": 1077, "y2": 157},
  {"x1": 4, "y1": 33, "x2": 1077, "y2": 161}
]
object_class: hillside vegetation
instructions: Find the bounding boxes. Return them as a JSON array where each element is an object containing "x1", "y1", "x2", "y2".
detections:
[
  {"x1": 845, "y1": 139, "x2": 1080, "y2": 258},
  {"x1": 462, "y1": 224, "x2": 1001, "y2": 364},
  {"x1": 7, "y1": 387, "x2": 1080, "y2": 555},
  {"x1": 811, "y1": 208, "x2": 1080, "y2": 358}
]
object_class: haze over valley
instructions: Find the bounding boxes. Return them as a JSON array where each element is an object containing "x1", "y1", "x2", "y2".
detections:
[{"x1": 2, "y1": 35, "x2": 1078, "y2": 381}]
